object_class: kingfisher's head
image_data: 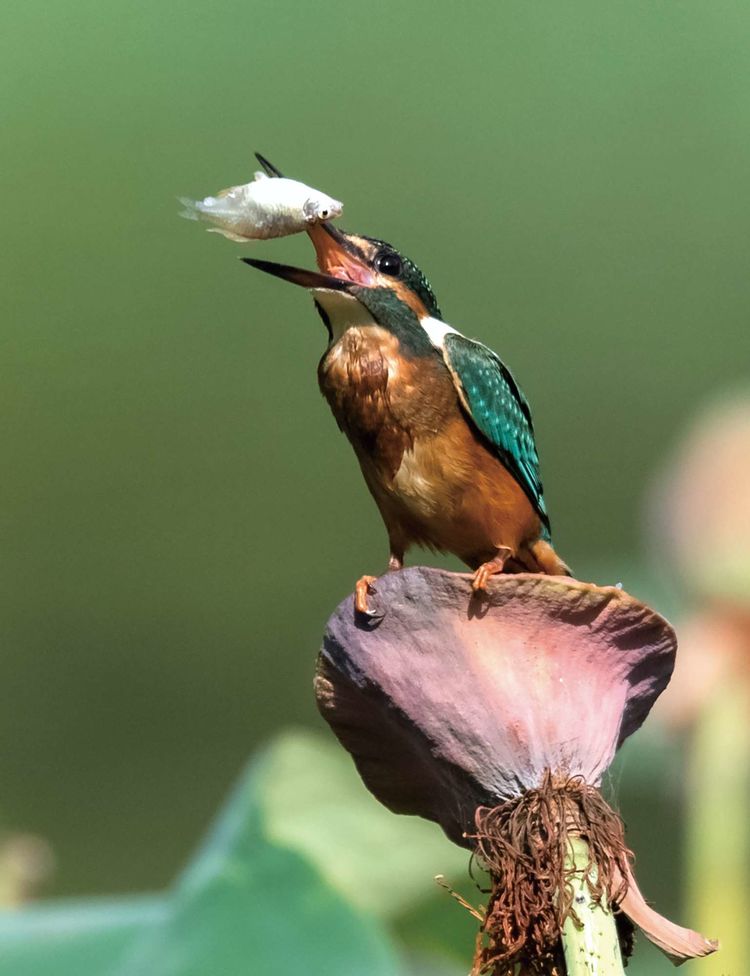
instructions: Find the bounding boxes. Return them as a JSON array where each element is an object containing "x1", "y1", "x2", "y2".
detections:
[
  {"x1": 242, "y1": 221, "x2": 443, "y2": 347},
  {"x1": 304, "y1": 223, "x2": 442, "y2": 321}
]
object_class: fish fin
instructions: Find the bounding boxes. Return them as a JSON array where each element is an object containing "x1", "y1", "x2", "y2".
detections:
[
  {"x1": 177, "y1": 197, "x2": 200, "y2": 220},
  {"x1": 206, "y1": 227, "x2": 254, "y2": 243}
]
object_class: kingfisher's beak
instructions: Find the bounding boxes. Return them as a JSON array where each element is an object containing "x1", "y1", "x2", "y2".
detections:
[
  {"x1": 254, "y1": 152, "x2": 284, "y2": 178},
  {"x1": 306, "y1": 223, "x2": 375, "y2": 287},
  {"x1": 240, "y1": 256, "x2": 353, "y2": 292},
  {"x1": 242, "y1": 222, "x2": 375, "y2": 292}
]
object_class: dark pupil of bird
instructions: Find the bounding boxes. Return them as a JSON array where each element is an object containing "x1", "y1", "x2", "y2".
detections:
[{"x1": 376, "y1": 251, "x2": 402, "y2": 276}]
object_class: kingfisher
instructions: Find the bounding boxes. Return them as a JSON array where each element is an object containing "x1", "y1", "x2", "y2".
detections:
[{"x1": 243, "y1": 158, "x2": 569, "y2": 612}]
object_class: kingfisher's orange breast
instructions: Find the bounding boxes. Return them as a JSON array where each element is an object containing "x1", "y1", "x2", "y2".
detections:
[
  {"x1": 318, "y1": 325, "x2": 457, "y2": 477},
  {"x1": 318, "y1": 326, "x2": 543, "y2": 567}
]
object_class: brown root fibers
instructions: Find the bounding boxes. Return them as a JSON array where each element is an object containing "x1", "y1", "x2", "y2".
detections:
[{"x1": 467, "y1": 774, "x2": 634, "y2": 975}]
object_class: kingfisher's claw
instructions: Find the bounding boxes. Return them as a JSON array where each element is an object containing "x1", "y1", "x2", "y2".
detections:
[
  {"x1": 471, "y1": 547, "x2": 514, "y2": 592},
  {"x1": 355, "y1": 575, "x2": 378, "y2": 614}
]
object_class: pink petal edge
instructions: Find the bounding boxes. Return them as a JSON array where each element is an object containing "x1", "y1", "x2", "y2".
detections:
[{"x1": 617, "y1": 863, "x2": 718, "y2": 965}]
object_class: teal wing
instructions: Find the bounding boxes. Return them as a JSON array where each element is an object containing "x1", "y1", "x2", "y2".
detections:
[{"x1": 442, "y1": 332, "x2": 550, "y2": 538}]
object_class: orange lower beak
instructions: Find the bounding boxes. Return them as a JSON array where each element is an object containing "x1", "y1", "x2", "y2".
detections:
[
  {"x1": 307, "y1": 223, "x2": 375, "y2": 287},
  {"x1": 242, "y1": 222, "x2": 376, "y2": 295}
]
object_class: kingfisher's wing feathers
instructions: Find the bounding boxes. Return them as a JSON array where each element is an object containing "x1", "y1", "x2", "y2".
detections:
[{"x1": 441, "y1": 332, "x2": 550, "y2": 537}]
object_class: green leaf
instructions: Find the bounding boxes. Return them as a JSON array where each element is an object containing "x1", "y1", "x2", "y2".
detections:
[
  {"x1": 113, "y1": 753, "x2": 400, "y2": 976},
  {"x1": 0, "y1": 745, "x2": 401, "y2": 976},
  {"x1": 0, "y1": 896, "x2": 166, "y2": 976},
  {"x1": 257, "y1": 729, "x2": 468, "y2": 918}
]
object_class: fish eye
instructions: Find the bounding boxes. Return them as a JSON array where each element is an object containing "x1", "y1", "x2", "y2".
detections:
[
  {"x1": 375, "y1": 250, "x2": 402, "y2": 277},
  {"x1": 320, "y1": 208, "x2": 329, "y2": 218}
]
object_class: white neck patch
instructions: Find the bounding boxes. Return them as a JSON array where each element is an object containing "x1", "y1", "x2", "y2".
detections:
[
  {"x1": 312, "y1": 288, "x2": 376, "y2": 342},
  {"x1": 419, "y1": 316, "x2": 461, "y2": 350}
]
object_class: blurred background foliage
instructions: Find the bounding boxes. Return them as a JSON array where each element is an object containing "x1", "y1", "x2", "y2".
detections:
[{"x1": 1, "y1": 0, "x2": 749, "y2": 973}]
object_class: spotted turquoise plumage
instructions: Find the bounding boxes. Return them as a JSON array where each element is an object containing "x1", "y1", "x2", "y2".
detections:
[{"x1": 442, "y1": 333, "x2": 551, "y2": 540}]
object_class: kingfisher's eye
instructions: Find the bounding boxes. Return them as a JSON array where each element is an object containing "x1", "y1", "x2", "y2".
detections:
[{"x1": 375, "y1": 250, "x2": 402, "y2": 276}]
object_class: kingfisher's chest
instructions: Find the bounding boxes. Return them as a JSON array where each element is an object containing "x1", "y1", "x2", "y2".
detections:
[
  {"x1": 317, "y1": 325, "x2": 458, "y2": 467},
  {"x1": 318, "y1": 326, "x2": 404, "y2": 425}
]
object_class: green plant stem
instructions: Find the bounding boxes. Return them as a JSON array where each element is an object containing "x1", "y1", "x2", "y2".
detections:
[
  {"x1": 560, "y1": 838, "x2": 626, "y2": 975},
  {"x1": 686, "y1": 677, "x2": 749, "y2": 975}
]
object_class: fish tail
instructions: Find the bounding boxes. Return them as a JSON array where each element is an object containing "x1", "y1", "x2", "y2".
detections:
[{"x1": 177, "y1": 197, "x2": 201, "y2": 221}]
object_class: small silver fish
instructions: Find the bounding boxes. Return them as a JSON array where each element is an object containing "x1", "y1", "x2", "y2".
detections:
[{"x1": 179, "y1": 171, "x2": 343, "y2": 243}]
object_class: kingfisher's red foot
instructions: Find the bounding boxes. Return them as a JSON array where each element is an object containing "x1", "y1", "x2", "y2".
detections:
[
  {"x1": 355, "y1": 575, "x2": 378, "y2": 614},
  {"x1": 471, "y1": 547, "x2": 513, "y2": 592},
  {"x1": 354, "y1": 555, "x2": 403, "y2": 614}
]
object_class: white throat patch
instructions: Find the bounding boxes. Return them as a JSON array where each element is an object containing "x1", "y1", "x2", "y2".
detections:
[{"x1": 312, "y1": 289, "x2": 376, "y2": 342}]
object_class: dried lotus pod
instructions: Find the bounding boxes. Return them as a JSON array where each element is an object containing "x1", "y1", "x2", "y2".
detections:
[{"x1": 315, "y1": 568, "x2": 717, "y2": 974}]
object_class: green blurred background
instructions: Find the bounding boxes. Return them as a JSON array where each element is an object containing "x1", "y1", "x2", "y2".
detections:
[{"x1": 2, "y1": 0, "x2": 749, "y2": 972}]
